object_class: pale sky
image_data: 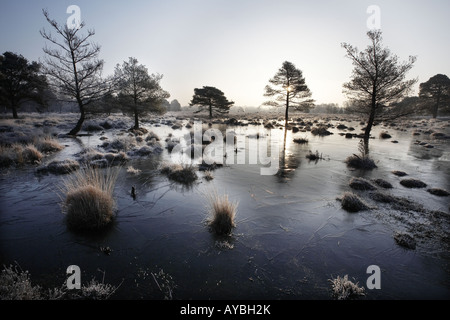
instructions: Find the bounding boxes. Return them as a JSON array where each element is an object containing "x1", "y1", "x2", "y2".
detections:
[{"x1": 1, "y1": 0, "x2": 449, "y2": 107}]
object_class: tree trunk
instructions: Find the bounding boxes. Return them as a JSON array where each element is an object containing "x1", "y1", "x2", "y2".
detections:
[
  {"x1": 68, "y1": 104, "x2": 85, "y2": 136},
  {"x1": 285, "y1": 93, "x2": 289, "y2": 127},
  {"x1": 12, "y1": 105, "x2": 18, "y2": 119},
  {"x1": 134, "y1": 106, "x2": 139, "y2": 129},
  {"x1": 209, "y1": 104, "x2": 212, "y2": 119},
  {"x1": 364, "y1": 109, "x2": 375, "y2": 143},
  {"x1": 68, "y1": 50, "x2": 84, "y2": 136},
  {"x1": 432, "y1": 94, "x2": 441, "y2": 119},
  {"x1": 364, "y1": 92, "x2": 377, "y2": 152}
]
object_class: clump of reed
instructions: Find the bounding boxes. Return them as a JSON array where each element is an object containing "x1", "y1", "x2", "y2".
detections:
[
  {"x1": 329, "y1": 275, "x2": 365, "y2": 300},
  {"x1": 206, "y1": 192, "x2": 238, "y2": 236},
  {"x1": 60, "y1": 166, "x2": 120, "y2": 232}
]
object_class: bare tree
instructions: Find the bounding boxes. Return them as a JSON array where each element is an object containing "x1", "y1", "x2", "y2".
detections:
[
  {"x1": 342, "y1": 31, "x2": 417, "y2": 146},
  {"x1": 40, "y1": 9, "x2": 109, "y2": 135}
]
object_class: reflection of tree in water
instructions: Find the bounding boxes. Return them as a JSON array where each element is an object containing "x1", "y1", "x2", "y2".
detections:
[{"x1": 275, "y1": 128, "x2": 301, "y2": 182}]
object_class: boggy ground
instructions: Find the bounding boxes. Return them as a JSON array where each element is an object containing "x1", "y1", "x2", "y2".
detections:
[{"x1": 0, "y1": 111, "x2": 449, "y2": 300}]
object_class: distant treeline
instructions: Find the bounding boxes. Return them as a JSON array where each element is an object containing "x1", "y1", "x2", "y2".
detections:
[
  {"x1": 0, "y1": 98, "x2": 182, "y2": 115},
  {"x1": 3, "y1": 96, "x2": 449, "y2": 117}
]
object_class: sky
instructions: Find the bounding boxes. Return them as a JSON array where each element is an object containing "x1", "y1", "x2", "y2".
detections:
[{"x1": 1, "y1": 0, "x2": 449, "y2": 108}]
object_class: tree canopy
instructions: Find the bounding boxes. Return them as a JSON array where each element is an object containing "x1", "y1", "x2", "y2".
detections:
[
  {"x1": 189, "y1": 86, "x2": 234, "y2": 118},
  {"x1": 264, "y1": 61, "x2": 314, "y2": 125},
  {"x1": 114, "y1": 57, "x2": 170, "y2": 130},
  {"x1": 341, "y1": 30, "x2": 416, "y2": 144},
  {"x1": 419, "y1": 74, "x2": 450, "y2": 118},
  {"x1": 0, "y1": 51, "x2": 48, "y2": 118}
]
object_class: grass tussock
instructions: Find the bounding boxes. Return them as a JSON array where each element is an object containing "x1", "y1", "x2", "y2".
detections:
[
  {"x1": 345, "y1": 140, "x2": 377, "y2": 170},
  {"x1": 339, "y1": 192, "x2": 371, "y2": 212},
  {"x1": 392, "y1": 170, "x2": 407, "y2": 177},
  {"x1": 22, "y1": 144, "x2": 43, "y2": 163},
  {"x1": 349, "y1": 177, "x2": 377, "y2": 191},
  {"x1": 0, "y1": 129, "x2": 64, "y2": 168},
  {"x1": 145, "y1": 131, "x2": 161, "y2": 142},
  {"x1": 206, "y1": 192, "x2": 238, "y2": 236},
  {"x1": 427, "y1": 188, "x2": 449, "y2": 197},
  {"x1": 393, "y1": 232, "x2": 416, "y2": 250},
  {"x1": 400, "y1": 178, "x2": 427, "y2": 188},
  {"x1": 61, "y1": 166, "x2": 120, "y2": 232},
  {"x1": 160, "y1": 162, "x2": 198, "y2": 184},
  {"x1": 76, "y1": 148, "x2": 128, "y2": 167},
  {"x1": 35, "y1": 136, "x2": 64, "y2": 153},
  {"x1": 345, "y1": 154, "x2": 377, "y2": 170},
  {"x1": 0, "y1": 144, "x2": 44, "y2": 167},
  {"x1": 379, "y1": 131, "x2": 392, "y2": 139},
  {"x1": 430, "y1": 132, "x2": 448, "y2": 140},
  {"x1": 329, "y1": 275, "x2": 365, "y2": 300},
  {"x1": 372, "y1": 178, "x2": 393, "y2": 189},
  {"x1": 102, "y1": 136, "x2": 136, "y2": 152},
  {"x1": 369, "y1": 191, "x2": 432, "y2": 214},
  {"x1": 126, "y1": 166, "x2": 142, "y2": 175},
  {"x1": 293, "y1": 137, "x2": 309, "y2": 144},
  {"x1": 311, "y1": 125, "x2": 332, "y2": 136},
  {"x1": 37, "y1": 159, "x2": 80, "y2": 175}
]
